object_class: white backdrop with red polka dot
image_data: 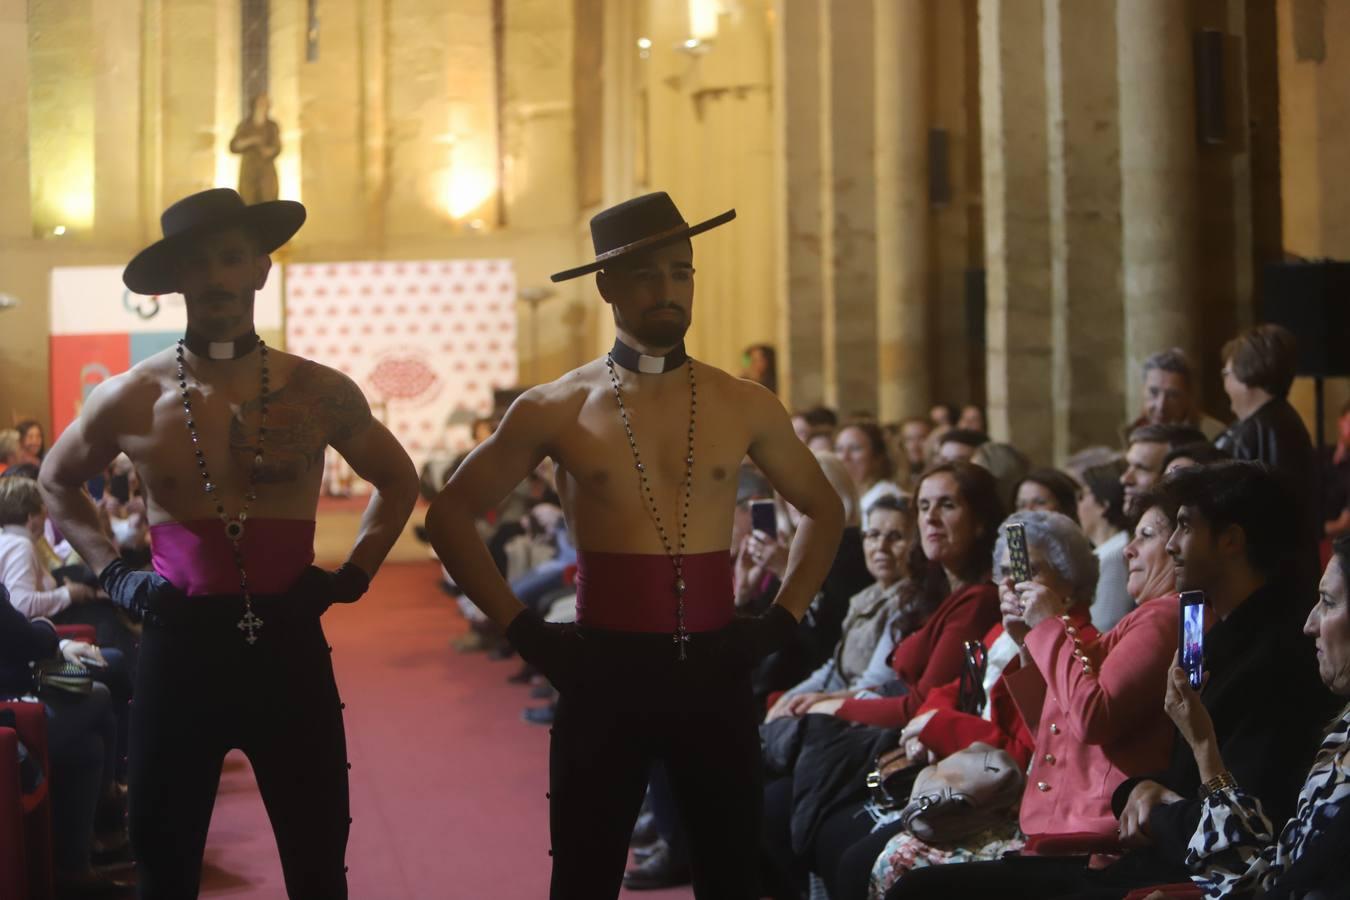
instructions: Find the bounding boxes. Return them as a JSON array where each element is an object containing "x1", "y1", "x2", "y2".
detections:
[{"x1": 284, "y1": 259, "x2": 517, "y2": 472}]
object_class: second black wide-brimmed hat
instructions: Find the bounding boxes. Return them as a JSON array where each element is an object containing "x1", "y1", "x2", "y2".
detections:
[
  {"x1": 123, "y1": 188, "x2": 306, "y2": 296},
  {"x1": 550, "y1": 191, "x2": 735, "y2": 283}
]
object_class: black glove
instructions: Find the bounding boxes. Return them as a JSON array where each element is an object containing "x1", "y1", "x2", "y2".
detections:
[
  {"x1": 293, "y1": 563, "x2": 371, "y2": 614},
  {"x1": 505, "y1": 608, "x2": 579, "y2": 692},
  {"x1": 730, "y1": 604, "x2": 799, "y2": 663},
  {"x1": 98, "y1": 559, "x2": 173, "y2": 619}
]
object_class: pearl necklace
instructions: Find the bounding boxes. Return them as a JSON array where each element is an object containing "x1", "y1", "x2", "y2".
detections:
[
  {"x1": 605, "y1": 354, "x2": 697, "y2": 660},
  {"x1": 175, "y1": 339, "x2": 269, "y2": 644}
]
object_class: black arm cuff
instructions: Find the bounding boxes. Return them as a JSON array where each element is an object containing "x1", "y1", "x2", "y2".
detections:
[{"x1": 333, "y1": 563, "x2": 372, "y2": 604}]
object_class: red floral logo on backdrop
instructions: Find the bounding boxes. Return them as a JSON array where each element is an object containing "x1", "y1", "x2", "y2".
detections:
[{"x1": 367, "y1": 352, "x2": 442, "y2": 409}]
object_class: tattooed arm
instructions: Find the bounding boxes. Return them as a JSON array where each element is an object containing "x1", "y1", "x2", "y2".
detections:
[{"x1": 286, "y1": 363, "x2": 417, "y2": 577}]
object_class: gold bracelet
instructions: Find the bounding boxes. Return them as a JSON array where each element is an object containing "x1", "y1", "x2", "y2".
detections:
[{"x1": 1198, "y1": 771, "x2": 1237, "y2": 798}]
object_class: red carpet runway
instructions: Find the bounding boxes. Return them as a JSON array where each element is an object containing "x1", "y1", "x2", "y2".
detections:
[{"x1": 197, "y1": 561, "x2": 694, "y2": 899}]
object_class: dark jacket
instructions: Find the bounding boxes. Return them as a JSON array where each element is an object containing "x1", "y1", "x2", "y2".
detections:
[
  {"x1": 1216, "y1": 398, "x2": 1320, "y2": 582},
  {"x1": 1110, "y1": 583, "x2": 1335, "y2": 873},
  {"x1": 0, "y1": 584, "x2": 58, "y2": 697}
]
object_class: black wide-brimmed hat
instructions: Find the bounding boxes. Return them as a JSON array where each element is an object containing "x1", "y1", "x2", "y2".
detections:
[
  {"x1": 123, "y1": 188, "x2": 306, "y2": 295},
  {"x1": 550, "y1": 192, "x2": 735, "y2": 283}
]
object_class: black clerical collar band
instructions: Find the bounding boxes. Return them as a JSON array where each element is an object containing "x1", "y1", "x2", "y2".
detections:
[
  {"x1": 182, "y1": 329, "x2": 261, "y2": 361},
  {"x1": 609, "y1": 338, "x2": 688, "y2": 374}
]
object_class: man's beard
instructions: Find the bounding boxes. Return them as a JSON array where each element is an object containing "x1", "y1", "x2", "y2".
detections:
[
  {"x1": 620, "y1": 306, "x2": 690, "y2": 349},
  {"x1": 187, "y1": 289, "x2": 256, "y2": 340}
]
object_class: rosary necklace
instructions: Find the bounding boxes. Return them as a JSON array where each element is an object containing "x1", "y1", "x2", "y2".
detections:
[
  {"x1": 606, "y1": 352, "x2": 697, "y2": 660},
  {"x1": 176, "y1": 339, "x2": 269, "y2": 644}
]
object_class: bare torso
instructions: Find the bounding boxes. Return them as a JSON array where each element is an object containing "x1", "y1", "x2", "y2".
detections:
[
  {"x1": 104, "y1": 346, "x2": 368, "y2": 524},
  {"x1": 545, "y1": 359, "x2": 753, "y2": 555}
]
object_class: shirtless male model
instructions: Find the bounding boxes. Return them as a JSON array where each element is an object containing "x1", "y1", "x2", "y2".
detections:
[
  {"x1": 39, "y1": 188, "x2": 419, "y2": 898},
  {"x1": 426, "y1": 192, "x2": 845, "y2": 898}
]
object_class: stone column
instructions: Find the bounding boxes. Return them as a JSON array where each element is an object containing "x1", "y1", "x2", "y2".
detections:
[
  {"x1": 93, "y1": 0, "x2": 143, "y2": 240},
  {"x1": 773, "y1": 0, "x2": 825, "y2": 408},
  {"x1": 1118, "y1": 0, "x2": 1198, "y2": 418},
  {"x1": 0, "y1": 0, "x2": 31, "y2": 238},
  {"x1": 159, "y1": 0, "x2": 220, "y2": 204},
  {"x1": 874, "y1": 0, "x2": 931, "y2": 422},
  {"x1": 27, "y1": 0, "x2": 96, "y2": 235},
  {"x1": 821, "y1": 0, "x2": 878, "y2": 414},
  {"x1": 1045, "y1": 0, "x2": 1124, "y2": 456},
  {"x1": 979, "y1": 0, "x2": 1054, "y2": 461}
]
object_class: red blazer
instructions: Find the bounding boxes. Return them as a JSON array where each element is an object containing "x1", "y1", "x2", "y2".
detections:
[
  {"x1": 836, "y1": 582, "x2": 1000, "y2": 728},
  {"x1": 1006, "y1": 594, "x2": 1179, "y2": 839},
  {"x1": 914, "y1": 623, "x2": 1036, "y2": 770}
]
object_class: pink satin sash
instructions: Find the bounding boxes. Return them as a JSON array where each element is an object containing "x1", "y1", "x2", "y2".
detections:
[
  {"x1": 574, "y1": 549, "x2": 735, "y2": 633},
  {"x1": 150, "y1": 518, "x2": 316, "y2": 596}
]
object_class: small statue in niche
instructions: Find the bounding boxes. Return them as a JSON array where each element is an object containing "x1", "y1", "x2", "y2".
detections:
[{"x1": 229, "y1": 93, "x2": 282, "y2": 204}]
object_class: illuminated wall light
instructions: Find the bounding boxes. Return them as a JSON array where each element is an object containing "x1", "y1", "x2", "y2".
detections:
[
  {"x1": 636, "y1": 36, "x2": 652, "y2": 50},
  {"x1": 52, "y1": 225, "x2": 67, "y2": 236},
  {"x1": 440, "y1": 167, "x2": 495, "y2": 222},
  {"x1": 688, "y1": 0, "x2": 723, "y2": 41}
]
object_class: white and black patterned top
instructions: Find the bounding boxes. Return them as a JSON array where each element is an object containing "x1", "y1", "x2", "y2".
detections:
[{"x1": 1185, "y1": 708, "x2": 1350, "y2": 898}]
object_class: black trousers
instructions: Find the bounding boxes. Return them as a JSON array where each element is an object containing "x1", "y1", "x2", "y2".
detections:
[
  {"x1": 547, "y1": 626, "x2": 762, "y2": 900},
  {"x1": 882, "y1": 850, "x2": 1189, "y2": 900},
  {"x1": 128, "y1": 587, "x2": 349, "y2": 899}
]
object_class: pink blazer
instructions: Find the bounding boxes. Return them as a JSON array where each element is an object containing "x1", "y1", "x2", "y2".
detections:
[{"x1": 1005, "y1": 594, "x2": 1179, "y2": 839}]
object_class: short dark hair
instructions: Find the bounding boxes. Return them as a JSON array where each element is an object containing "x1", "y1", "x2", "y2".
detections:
[
  {"x1": 940, "y1": 428, "x2": 990, "y2": 450},
  {"x1": 1162, "y1": 441, "x2": 1230, "y2": 472},
  {"x1": 1141, "y1": 348, "x2": 1196, "y2": 385},
  {"x1": 1335, "y1": 533, "x2": 1350, "y2": 593},
  {"x1": 1127, "y1": 483, "x2": 1179, "y2": 531},
  {"x1": 1127, "y1": 423, "x2": 1208, "y2": 451},
  {"x1": 1222, "y1": 323, "x2": 1298, "y2": 398},
  {"x1": 797, "y1": 406, "x2": 839, "y2": 429},
  {"x1": 1161, "y1": 460, "x2": 1298, "y2": 578},
  {"x1": 838, "y1": 421, "x2": 894, "y2": 475},
  {"x1": 1080, "y1": 460, "x2": 1130, "y2": 532},
  {"x1": 1015, "y1": 468, "x2": 1082, "y2": 525},
  {"x1": 915, "y1": 460, "x2": 1006, "y2": 581}
]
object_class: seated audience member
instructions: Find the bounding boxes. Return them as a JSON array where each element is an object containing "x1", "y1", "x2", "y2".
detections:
[
  {"x1": 757, "y1": 463, "x2": 1002, "y2": 897},
  {"x1": 798, "y1": 461, "x2": 1003, "y2": 728},
  {"x1": 886, "y1": 461, "x2": 1335, "y2": 898},
  {"x1": 937, "y1": 428, "x2": 989, "y2": 463},
  {"x1": 1322, "y1": 400, "x2": 1350, "y2": 539},
  {"x1": 1163, "y1": 533, "x2": 1350, "y2": 899},
  {"x1": 0, "y1": 584, "x2": 127, "y2": 893},
  {"x1": 0, "y1": 428, "x2": 18, "y2": 475},
  {"x1": 958, "y1": 405, "x2": 986, "y2": 434},
  {"x1": 0, "y1": 477, "x2": 103, "y2": 619},
  {"x1": 14, "y1": 419, "x2": 46, "y2": 466},
  {"x1": 1162, "y1": 440, "x2": 1230, "y2": 476},
  {"x1": 1064, "y1": 445, "x2": 1121, "y2": 484},
  {"x1": 862, "y1": 506, "x2": 1179, "y2": 900},
  {"x1": 896, "y1": 417, "x2": 931, "y2": 476},
  {"x1": 835, "y1": 422, "x2": 904, "y2": 515},
  {"x1": 765, "y1": 494, "x2": 931, "y2": 721},
  {"x1": 1014, "y1": 468, "x2": 1081, "y2": 523},
  {"x1": 1078, "y1": 460, "x2": 1135, "y2": 631},
  {"x1": 1121, "y1": 423, "x2": 1207, "y2": 518},
  {"x1": 971, "y1": 441, "x2": 1031, "y2": 512},
  {"x1": 793, "y1": 405, "x2": 839, "y2": 446},
  {"x1": 930, "y1": 404, "x2": 960, "y2": 431},
  {"x1": 1126, "y1": 348, "x2": 1227, "y2": 441},
  {"x1": 742, "y1": 342, "x2": 778, "y2": 393},
  {"x1": 739, "y1": 451, "x2": 871, "y2": 700},
  {"x1": 1215, "y1": 324, "x2": 1319, "y2": 584}
]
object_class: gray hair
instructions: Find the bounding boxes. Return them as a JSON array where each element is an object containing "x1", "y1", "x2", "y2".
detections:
[
  {"x1": 992, "y1": 510, "x2": 1099, "y2": 606},
  {"x1": 1141, "y1": 347, "x2": 1195, "y2": 385}
]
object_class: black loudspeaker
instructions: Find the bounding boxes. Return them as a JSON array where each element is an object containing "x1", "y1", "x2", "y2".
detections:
[
  {"x1": 1194, "y1": 29, "x2": 1226, "y2": 145},
  {"x1": 1261, "y1": 261, "x2": 1350, "y2": 377}
]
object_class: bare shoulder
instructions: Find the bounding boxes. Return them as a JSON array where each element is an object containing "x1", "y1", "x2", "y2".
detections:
[
  {"x1": 86, "y1": 352, "x2": 170, "y2": 419},
  {"x1": 274, "y1": 354, "x2": 373, "y2": 444},
  {"x1": 502, "y1": 361, "x2": 602, "y2": 434},
  {"x1": 697, "y1": 363, "x2": 784, "y2": 417}
]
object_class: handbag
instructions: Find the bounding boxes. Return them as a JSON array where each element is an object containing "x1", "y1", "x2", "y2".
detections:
[
  {"x1": 865, "y1": 746, "x2": 922, "y2": 807},
  {"x1": 36, "y1": 660, "x2": 94, "y2": 696},
  {"x1": 896, "y1": 742, "x2": 1024, "y2": 843}
]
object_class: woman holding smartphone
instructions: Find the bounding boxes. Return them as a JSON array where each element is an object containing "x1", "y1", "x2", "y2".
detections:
[{"x1": 1157, "y1": 534, "x2": 1350, "y2": 899}]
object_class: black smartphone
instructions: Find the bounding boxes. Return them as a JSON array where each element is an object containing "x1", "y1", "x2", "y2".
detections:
[
  {"x1": 1179, "y1": 590, "x2": 1206, "y2": 689},
  {"x1": 1006, "y1": 523, "x2": 1031, "y2": 584},
  {"x1": 108, "y1": 473, "x2": 131, "y2": 504},
  {"x1": 750, "y1": 499, "x2": 777, "y2": 536}
]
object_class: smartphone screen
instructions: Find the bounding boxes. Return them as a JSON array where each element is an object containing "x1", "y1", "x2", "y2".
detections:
[
  {"x1": 750, "y1": 500, "x2": 777, "y2": 536},
  {"x1": 1179, "y1": 590, "x2": 1206, "y2": 689},
  {"x1": 1006, "y1": 523, "x2": 1031, "y2": 584}
]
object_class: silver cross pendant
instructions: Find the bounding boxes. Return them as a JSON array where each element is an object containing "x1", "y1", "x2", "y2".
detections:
[
  {"x1": 237, "y1": 609, "x2": 264, "y2": 644},
  {"x1": 673, "y1": 626, "x2": 690, "y2": 661}
]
